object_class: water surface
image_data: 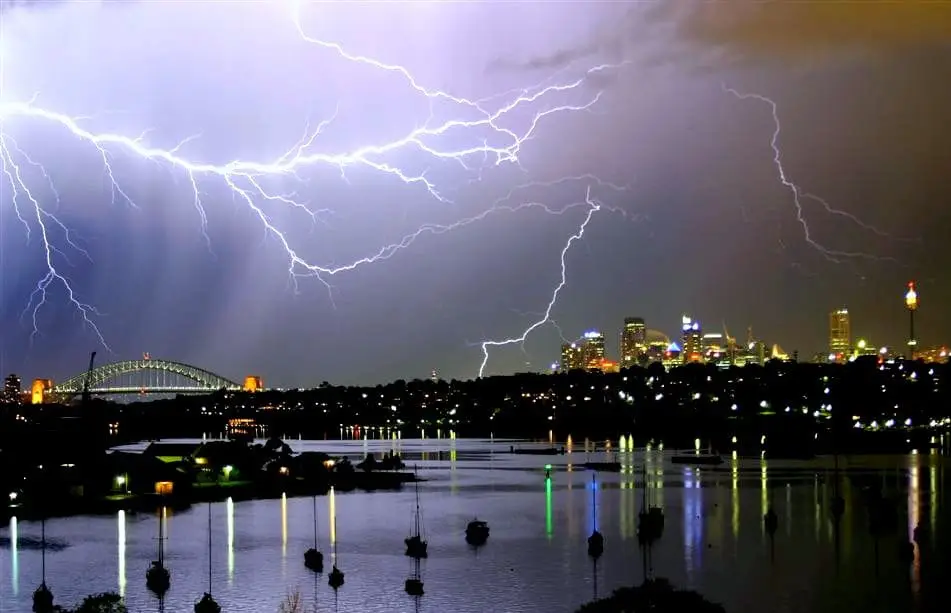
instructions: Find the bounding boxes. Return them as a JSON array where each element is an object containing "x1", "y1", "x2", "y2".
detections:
[{"x1": 0, "y1": 438, "x2": 946, "y2": 613}]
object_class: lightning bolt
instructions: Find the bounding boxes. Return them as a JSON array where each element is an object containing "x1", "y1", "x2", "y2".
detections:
[
  {"x1": 477, "y1": 185, "x2": 604, "y2": 378},
  {"x1": 0, "y1": 2, "x2": 629, "y2": 351},
  {"x1": 724, "y1": 85, "x2": 897, "y2": 263}
]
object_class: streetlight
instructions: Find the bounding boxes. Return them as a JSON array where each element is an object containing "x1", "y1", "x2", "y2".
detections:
[
  {"x1": 905, "y1": 281, "x2": 918, "y2": 359},
  {"x1": 116, "y1": 475, "x2": 127, "y2": 494},
  {"x1": 223, "y1": 465, "x2": 233, "y2": 482}
]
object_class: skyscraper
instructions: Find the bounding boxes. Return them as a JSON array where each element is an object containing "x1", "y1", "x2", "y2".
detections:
[
  {"x1": 681, "y1": 315, "x2": 703, "y2": 363},
  {"x1": 620, "y1": 317, "x2": 647, "y2": 368},
  {"x1": 560, "y1": 343, "x2": 585, "y2": 371},
  {"x1": 829, "y1": 308, "x2": 851, "y2": 359},
  {"x1": 3, "y1": 374, "x2": 21, "y2": 403},
  {"x1": 581, "y1": 331, "x2": 606, "y2": 368}
]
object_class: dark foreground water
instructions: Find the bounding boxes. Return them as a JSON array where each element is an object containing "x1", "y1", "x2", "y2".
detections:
[{"x1": 0, "y1": 438, "x2": 947, "y2": 613}]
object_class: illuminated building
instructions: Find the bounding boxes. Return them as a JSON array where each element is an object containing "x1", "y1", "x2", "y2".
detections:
[
  {"x1": 3, "y1": 374, "x2": 21, "y2": 403},
  {"x1": 852, "y1": 339, "x2": 878, "y2": 359},
  {"x1": 828, "y1": 308, "x2": 850, "y2": 362},
  {"x1": 662, "y1": 342, "x2": 682, "y2": 368},
  {"x1": 644, "y1": 329, "x2": 670, "y2": 364},
  {"x1": 598, "y1": 359, "x2": 620, "y2": 374},
  {"x1": 243, "y1": 375, "x2": 263, "y2": 392},
  {"x1": 581, "y1": 330, "x2": 606, "y2": 369},
  {"x1": 915, "y1": 347, "x2": 948, "y2": 363},
  {"x1": 906, "y1": 281, "x2": 918, "y2": 359},
  {"x1": 620, "y1": 317, "x2": 647, "y2": 368},
  {"x1": 681, "y1": 316, "x2": 703, "y2": 363},
  {"x1": 31, "y1": 378, "x2": 53, "y2": 405},
  {"x1": 560, "y1": 343, "x2": 585, "y2": 371}
]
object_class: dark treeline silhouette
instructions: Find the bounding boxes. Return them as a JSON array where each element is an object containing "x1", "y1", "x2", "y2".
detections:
[
  {"x1": 575, "y1": 578, "x2": 725, "y2": 613},
  {"x1": 4, "y1": 357, "x2": 948, "y2": 455}
]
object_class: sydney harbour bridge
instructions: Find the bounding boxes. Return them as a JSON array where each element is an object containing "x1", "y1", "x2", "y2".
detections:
[{"x1": 32, "y1": 357, "x2": 262, "y2": 403}]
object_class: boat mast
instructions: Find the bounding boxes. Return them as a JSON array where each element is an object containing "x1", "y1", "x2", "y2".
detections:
[
  {"x1": 414, "y1": 468, "x2": 421, "y2": 538},
  {"x1": 591, "y1": 474, "x2": 597, "y2": 530},
  {"x1": 313, "y1": 495, "x2": 318, "y2": 551},
  {"x1": 158, "y1": 508, "x2": 164, "y2": 564},
  {"x1": 333, "y1": 517, "x2": 339, "y2": 562},
  {"x1": 642, "y1": 465, "x2": 648, "y2": 510},
  {"x1": 41, "y1": 517, "x2": 46, "y2": 583}
]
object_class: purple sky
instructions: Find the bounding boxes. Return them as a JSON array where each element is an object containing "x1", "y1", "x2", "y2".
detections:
[{"x1": 1, "y1": 0, "x2": 949, "y2": 387}]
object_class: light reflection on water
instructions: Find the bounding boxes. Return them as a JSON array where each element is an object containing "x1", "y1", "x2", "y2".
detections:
[{"x1": 0, "y1": 439, "x2": 946, "y2": 613}]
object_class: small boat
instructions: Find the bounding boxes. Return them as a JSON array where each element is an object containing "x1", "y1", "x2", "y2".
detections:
[
  {"x1": 587, "y1": 474, "x2": 604, "y2": 559},
  {"x1": 328, "y1": 565, "x2": 345, "y2": 590},
  {"x1": 671, "y1": 454, "x2": 723, "y2": 466},
  {"x1": 33, "y1": 519, "x2": 54, "y2": 613},
  {"x1": 637, "y1": 466, "x2": 665, "y2": 545},
  {"x1": 194, "y1": 593, "x2": 221, "y2": 613},
  {"x1": 405, "y1": 467, "x2": 428, "y2": 559},
  {"x1": 328, "y1": 517, "x2": 345, "y2": 590},
  {"x1": 465, "y1": 519, "x2": 490, "y2": 546},
  {"x1": 404, "y1": 576, "x2": 424, "y2": 596},
  {"x1": 194, "y1": 504, "x2": 221, "y2": 613},
  {"x1": 304, "y1": 495, "x2": 324, "y2": 573},
  {"x1": 146, "y1": 507, "x2": 171, "y2": 595},
  {"x1": 146, "y1": 561, "x2": 170, "y2": 595},
  {"x1": 33, "y1": 583, "x2": 54, "y2": 613}
]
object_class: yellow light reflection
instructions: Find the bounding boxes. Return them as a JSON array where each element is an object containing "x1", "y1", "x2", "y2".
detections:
[
  {"x1": 785, "y1": 484, "x2": 792, "y2": 536},
  {"x1": 760, "y1": 459, "x2": 769, "y2": 537},
  {"x1": 329, "y1": 487, "x2": 336, "y2": 546},
  {"x1": 908, "y1": 459, "x2": 921, "y2": 595},
  {"x1": 566, "y1": 434, "x2": 573, "y2": 453},
  {"x1": 545, "y1": 476, "x2": 553, "y2": 539},
  {"x1": 226, "y1": 497, "x2": 234, "y2": 581},
  {"x1": 10, "y1": 516, "x2": 18, "y2": 595},
  {"x1": 930, "y1": 463, "x2": 937, "y2": 538},
  {"x1": 731, "y1": 456, "x2": 739, "y2": 540},
  {"x1": 281, "y1": 493, "x2": 288, "y2": 558},
  {"x1": 117, "y1": 510, "x2": 126, "y2": 597},
  {"x1": 450, "y1": 434, "x2": 458, "y2": 494}
]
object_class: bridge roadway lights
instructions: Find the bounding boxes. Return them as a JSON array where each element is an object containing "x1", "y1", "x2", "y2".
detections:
[{"x1": 48, "y1": 358, "x2": 244, "y2": 396}]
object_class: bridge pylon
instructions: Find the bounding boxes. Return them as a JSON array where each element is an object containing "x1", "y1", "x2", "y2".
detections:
[{"x1": 243, "y1": 376, "x2": 263, "y2": 392}]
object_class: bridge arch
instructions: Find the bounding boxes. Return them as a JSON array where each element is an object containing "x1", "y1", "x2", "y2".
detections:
[{"x1": 53, "y1": 358, "x2": 241, "y2": 394}]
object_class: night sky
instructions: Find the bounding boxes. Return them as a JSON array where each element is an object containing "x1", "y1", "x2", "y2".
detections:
[{"x1": 1, "y1": 1, "x2": 949, "y2": 387}]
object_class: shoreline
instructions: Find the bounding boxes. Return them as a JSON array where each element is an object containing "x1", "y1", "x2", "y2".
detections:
[{"x1": 1, "y1": 470, "x2": 415, "y2": 522}]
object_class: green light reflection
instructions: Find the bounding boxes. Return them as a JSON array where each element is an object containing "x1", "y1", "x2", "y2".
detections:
[
  {"x1": 545, "y1": 476, "x2": 553, "y2": 539},
  {"x1": 226, "y1": 497, "x2": 234, "y2": 581},
  {"x1": 117, "y1": 510, "x2": 126, "y2": 597}
]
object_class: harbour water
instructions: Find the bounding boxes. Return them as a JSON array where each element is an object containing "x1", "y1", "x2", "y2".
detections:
[{"x1": 0, "y1": 438, "x2": 946, "y2": 612}]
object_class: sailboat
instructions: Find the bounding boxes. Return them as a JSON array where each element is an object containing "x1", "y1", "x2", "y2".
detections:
[
  {"x1": 304, "y1": 495, "x2": 324, "y2": 572},
  {"x1": 404, "y1": 468, "x2": 428, "y2": 559},
  {"x1": 32, "y1": 518, "x2": 54, "y2": 613},
  {"x1": 328, "y1": 518, "x2": 345, "y2": 590},
  {"x1": 587, "y1": 474, "x2": 604, "y2": 558},
  {"x1": 147, "y1": 507, "x2": 171, "y2": 595},
  {"x1": 194, "y1": 504, "x2": 221, "y2": 613},
  {"x1": 637, "y1": 465, "x2": 664, "y2": 546}
]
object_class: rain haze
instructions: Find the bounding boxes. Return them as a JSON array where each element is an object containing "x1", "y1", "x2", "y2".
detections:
[{"x1": 1, "y1": 0, "x2": 950, "y2": 386}]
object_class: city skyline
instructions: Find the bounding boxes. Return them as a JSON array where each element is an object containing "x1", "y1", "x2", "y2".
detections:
[{"x1": 2, "y1": 2, "x2": 949, "y2": 388}]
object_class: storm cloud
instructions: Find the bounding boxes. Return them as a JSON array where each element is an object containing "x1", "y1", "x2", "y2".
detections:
[
  {"x1": 1, "y1": 0, "x2": 949, "y2": 387},
  {"x1": 656, "y1": 0, "x2": 951, "y2": 60}
]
